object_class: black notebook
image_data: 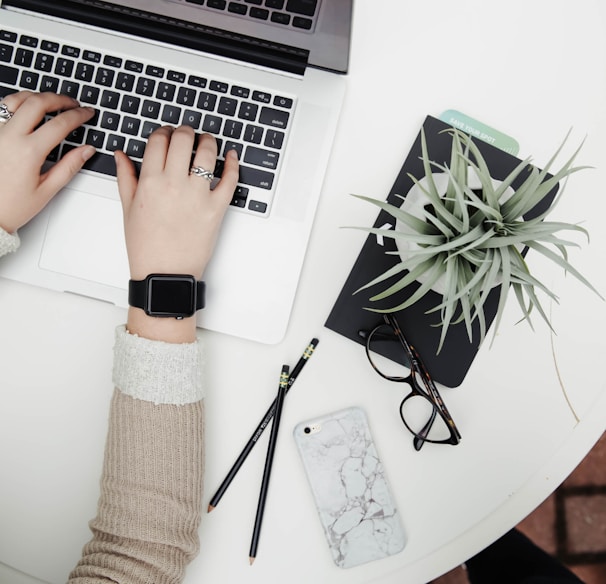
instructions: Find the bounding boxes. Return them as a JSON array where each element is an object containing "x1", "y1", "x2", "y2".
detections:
[{"x1": 325, "y1": 115, "x2": 557, "y2": 388}]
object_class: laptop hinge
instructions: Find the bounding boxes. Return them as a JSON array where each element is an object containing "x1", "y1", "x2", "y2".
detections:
[{"x1": 3, "y1": 0, "x2": 309, "y2": 75}]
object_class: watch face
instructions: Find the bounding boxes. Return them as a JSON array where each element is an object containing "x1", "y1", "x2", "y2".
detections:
[{"x1": 147, "y1": 276, "x2": 196, "y2": 317}]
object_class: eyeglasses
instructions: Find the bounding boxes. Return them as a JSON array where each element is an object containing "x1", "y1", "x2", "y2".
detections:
[{"x1": 359, "y1": 314, "x2": 461, "y2": 451}]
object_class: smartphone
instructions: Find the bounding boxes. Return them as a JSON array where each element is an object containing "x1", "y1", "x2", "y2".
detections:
[{"x1": 293, "y1": 406, "x2": 406, "y2": 569}]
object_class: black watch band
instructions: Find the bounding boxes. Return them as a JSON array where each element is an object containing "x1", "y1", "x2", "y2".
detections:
[{"x1": 128, "y1": 274, "x2": 205, "y2": 319}]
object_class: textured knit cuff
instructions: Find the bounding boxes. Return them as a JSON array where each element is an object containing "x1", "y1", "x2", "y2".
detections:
[
  {"x1": 0, "y1": 227, "x2": 20, "y2": 257},
  {"x1": 112, "y1": 325, "x2": 205, "y2": 405}
]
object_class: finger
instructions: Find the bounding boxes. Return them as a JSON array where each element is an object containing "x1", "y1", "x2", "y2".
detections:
[
  {"x1": 139, "y1": 125, "x2": 173, "y2": 179},
  {"x1": 0, "y1": 90, "x2": 34, "y2": 116},
  {"x1": 164, "y1": 125, "x2": 196, "y2": 176},
  {"x1": 189, "y1": 133, "x2": 218, "y2": 185},
  {"x1": 37, "y1": 144, "x2": 96, "y2": 201},
  {"x1": 7, "y1": 92, "x2": 82, "y2": 134},
  {"x1": 213, "y1": 148, "x2": 240, "y2": 205},
  {"x1": 34, "y1": 106, "x2": 95, "y2": 156},
  {"x1": 114, "y1": 150, "x2": 138, "y2": 213}
]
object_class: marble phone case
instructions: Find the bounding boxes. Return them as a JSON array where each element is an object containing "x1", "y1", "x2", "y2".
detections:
[{"x1": 293, "y1": 406, "x2": 406, "y2": 568}]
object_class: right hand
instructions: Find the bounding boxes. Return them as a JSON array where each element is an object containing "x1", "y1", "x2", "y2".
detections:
[{"x1": 115, "y1": 125, "x2": 239, "y2": 342}]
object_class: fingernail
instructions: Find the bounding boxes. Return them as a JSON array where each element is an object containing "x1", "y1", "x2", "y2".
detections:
[
  {"x1": 227, "y1": 148, "x2": 239, "y2": 160},
  {"x1": 81, "y1": 145, "x2": 96, "y2": 161}
]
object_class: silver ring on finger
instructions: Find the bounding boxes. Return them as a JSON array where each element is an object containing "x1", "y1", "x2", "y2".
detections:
[
  {"x1": 189, "y1": 165, "x2": 214, "y2": 181},
  {"x1": 0, "y1": 102, "x2": 14, "y2": 124}
]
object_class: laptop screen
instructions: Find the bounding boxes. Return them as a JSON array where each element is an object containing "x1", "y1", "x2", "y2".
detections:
[{"x1": 3, "y1": 0, "x2": 352, "y2": 73}]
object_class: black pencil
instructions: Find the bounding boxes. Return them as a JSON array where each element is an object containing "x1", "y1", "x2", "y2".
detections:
[
  {"x1": 207, "y1": 338, "x2": 318, "y2": 512},
  {"x1": 249, "y1": 365, "x2": 289, "y2": 565}
]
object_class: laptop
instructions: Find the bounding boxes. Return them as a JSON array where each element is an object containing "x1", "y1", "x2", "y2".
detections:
[{"x1": 0, "y1": 0, "x2": 351, "y2": 343}]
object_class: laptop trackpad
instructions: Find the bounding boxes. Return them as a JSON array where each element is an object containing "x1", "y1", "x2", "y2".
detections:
[{"x1": 39, "y1": 188, "x2": 129, "y2": 289}]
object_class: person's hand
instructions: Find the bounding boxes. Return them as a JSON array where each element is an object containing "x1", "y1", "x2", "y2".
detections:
[
  {"x1": 115, "y1": 125, "x2": 239, "y2": 342},
  {"x1": 0, "y1": 91, "x2": 95, "y2": 234}
]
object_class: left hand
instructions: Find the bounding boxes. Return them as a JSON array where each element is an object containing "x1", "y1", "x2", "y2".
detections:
[{"x1": 0, "y1": 91, "x2": 96, "y2": 234}]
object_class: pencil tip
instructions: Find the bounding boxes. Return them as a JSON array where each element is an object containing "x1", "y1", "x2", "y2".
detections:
[
  {"x1": 249, "y1": 557, "x2": 255, "y2": 565},
  {"x1": 207, "y1": 504, "x2": 215, "y2": 513}
]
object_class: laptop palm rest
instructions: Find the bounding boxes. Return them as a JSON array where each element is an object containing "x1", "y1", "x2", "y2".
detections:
[{"x1": 39, "y1": 188, "x2": 129, "y2": 290}]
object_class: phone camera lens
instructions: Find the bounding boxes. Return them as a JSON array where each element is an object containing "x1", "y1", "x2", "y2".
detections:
[{"x1": 304, "y1": 426, "x2": 311, "y2": 434}]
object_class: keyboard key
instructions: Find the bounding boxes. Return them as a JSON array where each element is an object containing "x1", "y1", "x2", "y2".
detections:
[
  {"x1": 0, "y1": 64, "x2": 19, "y2": 85},
  {"x1": 188, "y1": 75, "x2": 206, "y2": 88},
  {"x1": 65, "y1": 125, "x2": 86, "y2": 144},
  {"x1": 86, "y1": 129, "x2": 106, "y2": 148},
  {"x1": 223, "y1": 141, "x2": 243, "y2": 159},
  {"x1": 202, "y1": 115, "x2": 222, "y2": 134},
  {"x1": 136, "y1": 77, "x2": 155, "y2": 96},
  {"x1": 286, "y1": 0, "x2": 317, "y2": 16},
  {"x1": 15, "y1": 48, "x2": 34, "y2": 67},
  {"x1": 120, "y1": 95, "x2": 141, "y2": 114},
  {"x1": 145, "y1": 65, "x2": 164, "y2": 78},
  {"x1": 248, "y1": 200, "x2": 268, "y2": 213},
  {"x1": 103, "y1": 55, "x2": 122, "y2": 68},
  {"x1": 250, "y1": 7, "x2": 269, "y2": 19},
  {"x1": 176, "y1": 86, "x2": 196, "y2": 106},
  {"x1": 141, "y1": 100, "x2": 161, "y2": 119},
  {"x1": 273, "y1": 95, "x2": 293, "y2": 109},
  {"x1": 239, "y1": 165, "x2": 274, "y2": 189},
  {"x1": 264, "y1": 129, "x2": 284, "y2": 149},
  {"x1": 218, "y1": 97, "x2": 237, "y2": 116},
  {"x1": 59, "y1": 80, "x2": 80, "y2": 98},
  {"x1": 80, "y1": 85, "x2": 100, "y2": 104},
  {"x1": 83, "y1": 50, "x2": 101, "y2": 63},
  {"x1": 161, "y1": 104, "x2": 181, "y2": 124},
  {"x1": 41, "y1": 40, "x2": 59, "y2": 52},
  {"x1": 19, "y1": 35, "x2": 38, "y2": 48},
  {"x1": 271, "y1": 12, "x2": 291, "y2": 25},
  {"x1": 121, "y1": 117, "x2": 141, "y2": 135},
  {"x1": 62, "y1": 45, "x2": 80, "y2": 58},
  {"x1": 141, "y1": 121, "x2": 161, "y2": 139},
  {"x1": 83, "y1": 151, "x2": 116, "y2": 176},
  {"x1": 292, "y1": 16, "x2": 312, "y2": 30},
  {"x1": 0, "y1": 43, "x2": 14, "y2": 63},
  {"x1": 238, "y1": 102, "x2": 258, "y2": 121},
  {"x1": 266, "y1": 0, "x2": 285, "y2": 9},
  {"x1": 0, "y1": 31, "x2": 18, "y2": 43},
  {"x1": 39, "y1": 75, "x2": 59, "y2": 93},
  {"x1": 126, "y1": 138, "x2": 146, "y2": 158},
  {"x1": 228, "y1": 2, "x2": 248, "y2": 15},
  {"x1": 209, "y1": 80, "x2": 228, "y2": 93},
  {"x1": 208, "y1": 0, "x2": 227, "y2": 8},
  {"x1": 223, "y1": 120, "x2": 243, "y2": 139},
  {"x1": 125, "y1": 60, "x2": 144, "y2": 73},
  {"x1": 95, "y1": 67, "x2": 114, "y2": 87},
  {"x1": 182, "y1": 110, "x2": 202, "y2": 130},
  {"x1": 115, "y1": 73, "x2": 135, "y2": 92},
  {"x1": 75, "y1": 62, "x2": 94, "y2": 81},
  {"x1": 231, "y1": 85, "x2": 250, "y2": 98},
  {"x1": 167, "y1": 70, "x2": 186, "y2": 83},
  {"x1": 244, "y1": 124, "x2": 263, "y2": 144},
  {"x1": 259, "y1": 106, "x2": 289, "y2": 129},
  {"x1": 244, "y1": 145, "x2": 279, "y2": 169},
  {"x1": 107, "y1": 134, "x2": 126, "y2": 151},
  {"x1": 252, "y1": 90, "x2": 271, "y2": 103},
  {"x1": 100, "y1": 90, "x2": 120, "y2": 109},
  {"x1": 19, "y1": 70, "x2": 39, "y2": 90},
  {"x1": 197, "y1": 92, "x2": 217, "y2": 111},
  {"x1": 156, "y1": 82, "x2": 176, "y2": 101},
  {"x1": 100, "y1": 111, "x2": 120, "y2": 131}
]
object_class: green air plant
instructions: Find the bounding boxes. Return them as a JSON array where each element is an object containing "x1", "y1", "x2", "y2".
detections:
[{"x1": 351, "y1": 128, "x2": 602, "y2": 353}]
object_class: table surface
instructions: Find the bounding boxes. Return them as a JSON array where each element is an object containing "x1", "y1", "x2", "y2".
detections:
[{"x1": 2, "y1": 1, "x2": 606, "y2": 583}]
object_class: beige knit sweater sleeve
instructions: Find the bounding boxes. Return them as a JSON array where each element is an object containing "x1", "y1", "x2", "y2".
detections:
[{"x1": 68, "y1": 326, "x2": 206, "y2": 584}]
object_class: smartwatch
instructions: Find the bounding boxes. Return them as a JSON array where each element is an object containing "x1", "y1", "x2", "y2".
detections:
[{"x1": 128, "y1": 274, "x2": 205, "y2": 319}]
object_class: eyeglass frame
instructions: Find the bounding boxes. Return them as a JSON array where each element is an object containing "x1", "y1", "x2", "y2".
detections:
[{"x1": 361, "y1": 313, "x2": 462, "y2": 451}]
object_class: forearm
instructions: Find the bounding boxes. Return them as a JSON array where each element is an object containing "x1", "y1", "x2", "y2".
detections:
[{"x1": 69, "y1": 326, "x2": 206, "y2": 584}]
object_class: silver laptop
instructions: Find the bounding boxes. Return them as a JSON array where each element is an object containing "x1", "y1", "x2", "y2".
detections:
[{"x1": 0, "y1": 0, "x2": 351, "y2": 343}]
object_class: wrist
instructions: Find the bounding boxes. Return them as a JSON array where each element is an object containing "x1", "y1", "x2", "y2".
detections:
[{"x1": 127, "y1": 307, "x2": 197, "y2": 343}]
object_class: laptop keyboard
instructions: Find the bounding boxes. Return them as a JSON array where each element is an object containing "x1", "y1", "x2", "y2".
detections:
[
  {"x1": 172, "y1": 0, "x2": 320, "y2": 33},
  {"x1": 0, "y1": 28, "x2": 296, "y2": 216}
]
